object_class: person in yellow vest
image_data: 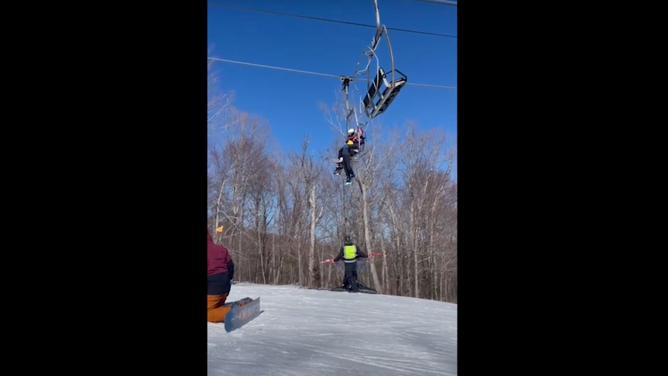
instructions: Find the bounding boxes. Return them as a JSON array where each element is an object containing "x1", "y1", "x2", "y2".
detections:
[{"x1": 333, "y1": 235, "x2": 368, "y2": 292}]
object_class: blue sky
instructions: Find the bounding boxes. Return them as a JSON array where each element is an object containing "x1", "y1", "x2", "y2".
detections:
[{"x1": 207, "y1": 0, "x2": 457, "y2": 158}]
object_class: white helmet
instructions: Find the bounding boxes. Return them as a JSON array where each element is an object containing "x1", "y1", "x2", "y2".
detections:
[{"x1": 347, "y1": 128, "x2": 355, "y2": 135}]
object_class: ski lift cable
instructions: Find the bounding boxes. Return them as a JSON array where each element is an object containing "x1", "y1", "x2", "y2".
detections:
[
  {"x1": 207, "y1": 2, "x2": 457, "y2": 39},
  {"x1": 206, "y1": 57, "x2": 457, "y2": 90},
  {"x1": 404, "y1": 0, "x2": 457, "y2": 6}
]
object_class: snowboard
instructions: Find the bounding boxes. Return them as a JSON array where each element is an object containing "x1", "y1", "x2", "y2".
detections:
[
  {"x1": 328, "y1": 281, "x2": 378, "y2": 294},
  {"x1": 224, "y1": 297, "x2": 261, "y2": 333}
]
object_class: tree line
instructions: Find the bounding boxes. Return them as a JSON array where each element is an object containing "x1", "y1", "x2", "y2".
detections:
[{"x1": 208, "y1": 69, "x2": 457, "y2": 303}]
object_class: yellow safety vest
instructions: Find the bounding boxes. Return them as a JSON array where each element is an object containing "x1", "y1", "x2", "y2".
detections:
[{"x1": 343, "y1": 245, "x2": 357, "y2": 261}]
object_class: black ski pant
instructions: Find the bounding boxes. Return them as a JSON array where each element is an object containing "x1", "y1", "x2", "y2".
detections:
[
  {"x1": 343, "y1": 262, "x2": 359, "y2": 292},
  {"x1": 342, "y1": 270, "x2": 358, "y2": 287},
  {"x1": 337, "y1": 147, "x2": 355, "y2": 178},
  {"x1": 342, "y1": 153, "x2": 354, "y2": 178}
]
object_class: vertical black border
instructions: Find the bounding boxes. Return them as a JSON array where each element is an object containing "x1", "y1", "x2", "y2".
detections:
[
  {"x1": 118, "y1": 3, "x2": 205, "y2": 373},
  {"x1": 15, "y1": 2, "x2": 209, "y2": 374},
  {"x1": 458, "y1": 1, "x2": 587, "y2": 374},
  {"x1": 457, "y1": 0, "x2": 629, "y2": 372}
]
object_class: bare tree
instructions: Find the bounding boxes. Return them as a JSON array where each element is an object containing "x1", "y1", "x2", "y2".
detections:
[
  {"x1": 208, "y1": 111, "x2": 273, "y2": 281},
  {"x1": 207, "y1": 52, "x2": 238, "y2": 127},
  {"x1": 392, "y1": 123, "x2": 455, "y2": 298},
  {"x1": 283, "y1": 137, "x2": 325, "y2": 288},
  {"x1": 207, "y1": 100, "x2": 458, "y2": 303}
]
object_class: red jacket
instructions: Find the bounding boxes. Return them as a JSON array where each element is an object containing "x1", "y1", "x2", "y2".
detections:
[{"x1": 207, "y1": 230, "x2": 234, "y2": 277}]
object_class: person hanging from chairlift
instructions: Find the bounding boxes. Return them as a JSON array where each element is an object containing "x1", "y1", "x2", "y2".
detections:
[
  {"x1": 333, "y1": 140, "x2": 356, "y2": 184},
  {"x1": 345, "y1": 128, "x2": 366, "y2": 157},
  {"x1": 346, "y1": 128, "x2": 360, "y2": 156}
]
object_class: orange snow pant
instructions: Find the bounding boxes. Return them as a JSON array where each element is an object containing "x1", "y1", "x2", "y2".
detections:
[{"x1": 207, "y1": 294, "x2": 232, "y2": 323}]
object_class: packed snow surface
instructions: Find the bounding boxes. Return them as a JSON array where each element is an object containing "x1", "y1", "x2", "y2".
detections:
[{"x1": 208, "y1": 283, "x2": 457, "y2": 376}]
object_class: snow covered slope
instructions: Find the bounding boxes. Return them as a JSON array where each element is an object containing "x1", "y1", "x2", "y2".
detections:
[{"x1": 208, "y1": 283, "x2": 457, "y2": 376}]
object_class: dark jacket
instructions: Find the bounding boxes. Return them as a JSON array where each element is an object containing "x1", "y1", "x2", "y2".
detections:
[
  {"x1": 338, "y1": 145, "x2": 351, "y2": 159},
  {"x1": 207, "y1": 230, "x2": 234, "y2": 279},
  {"x1": 333, "y1": 242, "x2": 368, "y2": 263}
]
